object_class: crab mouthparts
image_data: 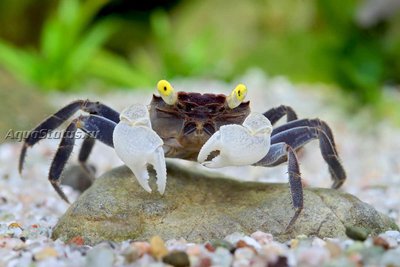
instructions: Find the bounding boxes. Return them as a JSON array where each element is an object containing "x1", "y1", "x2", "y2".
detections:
[{"x1": 183, "y1": 122, "x2": 215, "y2": 136}]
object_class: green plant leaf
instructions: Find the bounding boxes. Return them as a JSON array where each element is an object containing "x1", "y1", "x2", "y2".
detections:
[
  {"x1": 87, "y1": 50, "x2": 153, "y2": 87},
  {"x1": 0, "y1": 40, "x2": 40, "y2": 84},
  {"x1": 63, "y1": 19, "x2": 118, "y2": 84}
]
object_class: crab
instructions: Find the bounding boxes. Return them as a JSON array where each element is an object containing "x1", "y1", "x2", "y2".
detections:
[{"x1": 18, "y1": 80, "x2": 346, "y2": 229}]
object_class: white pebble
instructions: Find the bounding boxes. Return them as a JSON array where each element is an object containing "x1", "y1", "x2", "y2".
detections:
[
  {"x1": 296, "y1": 247, "x2": 330, "y2": 266},
  {"x1": 211, "y1": 247, "x2": 233, "y2": 267}
]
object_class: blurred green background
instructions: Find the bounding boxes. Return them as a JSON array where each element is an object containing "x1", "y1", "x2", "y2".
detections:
[{"x1": 1, "y1": 0, "x2": 400, "y2": 132}]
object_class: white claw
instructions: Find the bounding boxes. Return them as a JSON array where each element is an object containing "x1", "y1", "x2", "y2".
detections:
[
  {"x1": 149, "y1": 146, "x2": 167, "y2": 194},
  {"x1": 113, "y1": 104, "x2": 167, "y2": 194},
  {"x1": 198, "y1": 112, "x2": 272, "y2": 167},
  {"x1": 197, "y1": 132, "x2": 221, "y2": 163}
]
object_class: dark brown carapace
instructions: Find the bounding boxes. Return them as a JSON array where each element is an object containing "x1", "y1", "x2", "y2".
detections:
[{"x1": 149, "y1": 92, "x2": 250, "y2": 160}]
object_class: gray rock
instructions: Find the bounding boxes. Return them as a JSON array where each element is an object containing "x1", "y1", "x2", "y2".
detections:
[
  {"x1": 62, "y1": 165, "x2": 95, "y2": 192},
  {"x1": 52, "y1": 161, "x2": 399, "y2": 245}
]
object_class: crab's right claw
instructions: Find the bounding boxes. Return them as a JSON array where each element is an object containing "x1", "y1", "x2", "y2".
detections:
[
  {"x1": 197, "y1": 132, "x2": 223, "y2": 167},
  {"x1": 113, "y1": 104, "x2": 167, "y2": 194},
  {"x1": 198, "y1": 113, "x2": 272, "y2": 168}
]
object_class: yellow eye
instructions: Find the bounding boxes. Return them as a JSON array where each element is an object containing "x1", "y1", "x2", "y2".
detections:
[
  {"x1": 234, "y1": 84, "x2": 247, "y2": 102},
  {"x1": 227, "y1": 83, "x2": 247, "y2": 109},
  {"x1": 157, "y1": 80, "x2": 177, "y2": 105}
]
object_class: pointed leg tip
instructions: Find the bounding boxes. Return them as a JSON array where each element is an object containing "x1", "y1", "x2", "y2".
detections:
[
  {"x1": 18, "y1": 143, "x2": 29, "y2": 174},
  {"x1": 50, "y1": 181, "x2": 70, "y2": 204},
  {"x1": 331, "y1": 179, "x2": 345, "y2": 189},
  {"x1": 18, "y1": 166, "x2": 23, "y2": 175},
  {"x1": 285, "y1": 207, "x2": 302, "y2": 233}
]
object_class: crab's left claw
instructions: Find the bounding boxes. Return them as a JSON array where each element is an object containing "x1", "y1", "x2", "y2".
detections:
[
  {"x1": 113, "y1": 104, "x2": 167, "y2": 194},
  {"x1": 198, "y1": 113, "x2": 272, "y2": 167}
]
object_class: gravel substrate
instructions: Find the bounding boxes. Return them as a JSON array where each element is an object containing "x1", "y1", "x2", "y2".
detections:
[{"x1": 1, "y1": 70, "x2": 400, "y2": 266}]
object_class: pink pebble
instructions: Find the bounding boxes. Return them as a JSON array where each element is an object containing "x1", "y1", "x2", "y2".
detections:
[{"x1": 251, "y1": 231, "x2": 273, "y2": 245}]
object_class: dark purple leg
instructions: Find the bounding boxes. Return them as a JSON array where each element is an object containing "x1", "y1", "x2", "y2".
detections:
[
  {"x1": 78, "y1": 136, "x2": 96, "y2": 180},
  {"x1": 270, "y1": 124, "x2": 346, "y2": 189},
  {"x1": 19, "y1": 100, "x2": 119, "y2": 173},
  {"x1": 254, "y1": 142, "x2": 303, "y2": 231},
  {"x1": 49, "y1": 115, "x2": 116, "y2": 203},
  {"x1": 263, "y1": 105, "x2": 298, "y2": 125}
]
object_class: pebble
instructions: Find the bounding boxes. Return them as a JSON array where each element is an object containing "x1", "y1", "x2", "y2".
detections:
[
  {"x1": 211, "y1": 247, "x2": 233, "y2": 267},
  {"x1": 325, "y1": 241, "x2": 342, "y2": 258},
  {"x1": 121, "y1": 245, "x2": 140, "y2": 263},
  {"x1": 233, "y1": 247, "x2": 255, "y2": 267},
  {"x1": 380, "y1": 247, "x2": 400, "y2": 266},
  {"x1": 373, "y1": 236, "x2": 391, "y2": 249},
  {"x1": 384, "y1": 230, "x2": 400, "y2": 242},
  {"x1": 186, "y1": 244, "x2": 202, "y2": 257},
  {"x1": 345, "y1": 226, "x2": 371, "y2": 241},
  {"x1": 165, "y1": 238, "x2": 188, "y2": 251},
  {"x1": 131, "y1": 241, "x2": 151, "y2": 257},
  {"x1": 289, "y1": 239, "x2": 299, "y2": 250},
  {"x1": 296, "y1": 247, "x2": 330, "y2": 267},
  {"x1": 311, "y1": 237, "x2": 326, "y2": 247},
  {"x1": 259, "y1": 242, "x2": 288, "y2": 264},
  {"x1": 86, "y1": 246, "x2": 114, "y2": 267},
  {"x1": 224, "y1": 232, "x2": 246, "y2": 245},
  {"x1": 150, "y1": 236, "x2": 168, "y2": 260},
  {"x1": 162, "y1": 251, "x2": 190, "y2": 267},
  {"x1": 250, "y1": 231, "x2": 273, "y2": 245},
  {"x1": 67, "y1": 236, "x2": 85, "y2": 246},
  {"x1": 378, "y1": 232, "x2": 399, "y2": 248},
  {"x1": 223, "y1": 232, "x2": 260, "y2": 250},
  {"x1": 208, "y1": 239, "x2": 235, "y2": 252},
  {"x1": 33, "y1": 247, "x2": 58, "y2": 261}
]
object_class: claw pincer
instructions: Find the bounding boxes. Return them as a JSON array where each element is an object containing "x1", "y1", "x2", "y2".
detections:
[
  {"x1": 198, "y1": 113, "x2": 273, "y2": 167},
  {"x1": 113, "y1": 104, "x2": 167, "y2": 194}
]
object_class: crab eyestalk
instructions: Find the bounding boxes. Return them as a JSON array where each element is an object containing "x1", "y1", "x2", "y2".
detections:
[
  {"x1": 226, "y1": 84, "x2": 247, "y2": 109},
  {"x1": 157, "y1": 80, "x2": 178, "y2": 105}
]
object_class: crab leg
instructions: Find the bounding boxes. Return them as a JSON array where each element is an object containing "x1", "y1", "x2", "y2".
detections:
[
  {"x1": 263, "y1": 105, "x2": 298, "y2": 125},
  {"x1": 19, "y1": 100, "x2": 120, "y2": 173},
  {"x1": 49, "y1": 115, "x2": 116, "y2": 202},
  {"x1": 255, "y1": 142, "x2": 303, "y2": 231},
  {"x1": 270, "y1": 124, "x2": 346, "y2": 189},
  {"x1": 271, "y1": 118, "x2": 335, "y2": 145},
  {"x1": 78, "y1": 136, "x2": 96, "y2": 179}
]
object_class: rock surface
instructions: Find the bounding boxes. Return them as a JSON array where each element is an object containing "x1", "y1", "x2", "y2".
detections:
[{"x1": 52, "y1": 162, "x2": 398, "y2": 245}]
